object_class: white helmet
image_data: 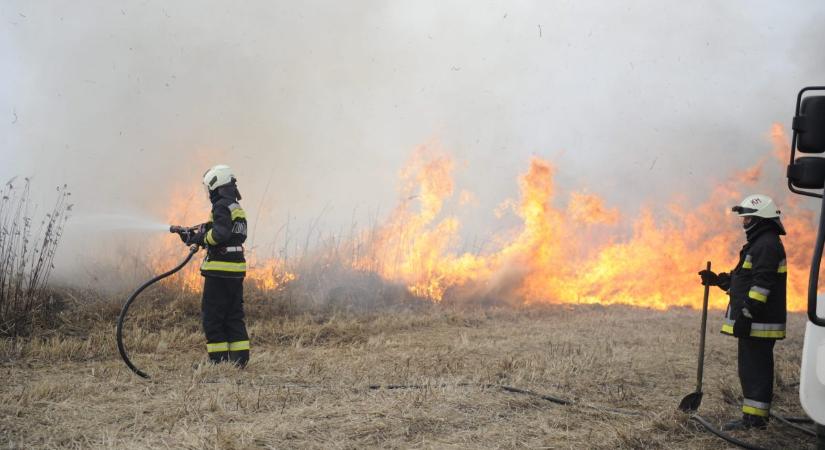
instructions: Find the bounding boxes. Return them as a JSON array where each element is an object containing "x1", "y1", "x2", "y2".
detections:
[
  {"x1": 731, "y1": 194, "x2": 780, "y2": 219},
  {"x1": 202, "y1": 164, "x2": 235, "y2": 192}
]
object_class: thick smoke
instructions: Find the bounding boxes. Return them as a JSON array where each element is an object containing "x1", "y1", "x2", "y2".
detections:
[{"x1": 1, "y1": 1, "x2": 824, "y2": 287}]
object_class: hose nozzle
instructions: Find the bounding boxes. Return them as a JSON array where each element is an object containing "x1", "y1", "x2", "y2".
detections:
[
  {"x1": 170, "y1": 225, "x2": 203, "y2": 248},
  {"x1": 170, "y1": 225, "x2": 186, "y2": 234}
]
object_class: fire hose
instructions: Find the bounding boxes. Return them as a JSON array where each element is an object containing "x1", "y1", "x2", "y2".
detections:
[
  {"x1": 690, "y1": 414, "x2": 770, "y2": 450},
  {"x1": 114, "y1": 237, "x2": 818, "y2": 447},
  {"x1": 690, "y1": 412, "x2": 817, "y2": 449},
  {"x1": 367, "y1": 383, "x2": 814, "y2": 449},
  {"x1": 116, "y1": 226, "x2": 200, "y2": 379}
]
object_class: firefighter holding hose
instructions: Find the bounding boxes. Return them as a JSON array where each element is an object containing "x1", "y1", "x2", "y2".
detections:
[
  {"x1": 699, "y1": 194, "x2": 787, "y2": 430},
  {"x1": 176, "y1": 164, "x2": 250, "y2": 367}
]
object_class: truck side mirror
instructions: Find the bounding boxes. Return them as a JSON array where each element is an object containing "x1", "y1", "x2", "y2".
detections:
[
  {"x1": 788, "y1": 91, "x2": 825, "y2": 198},
  {"x1": 786, "y1": 87, "x2": 825, "y2": 327},
  {"x1": 797, "y1": 96, "x2": 825, "y2": 153}
]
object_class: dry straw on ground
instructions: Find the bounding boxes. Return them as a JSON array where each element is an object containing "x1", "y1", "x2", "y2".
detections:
[{"x1": 0, "y1": 291, "x2": 814, "y2": 449}]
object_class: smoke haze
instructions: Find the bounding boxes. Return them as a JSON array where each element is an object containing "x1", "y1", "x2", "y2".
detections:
[{"x1": 2, "y1": 1, "x2": 825, "y2": 284}]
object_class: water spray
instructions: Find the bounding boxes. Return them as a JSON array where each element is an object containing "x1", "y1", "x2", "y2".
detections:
[
  {"x1": 116, "y1": 225, "x2": 202, "y2": 379},
  {"x1": 68, "y1": 213, "x2": 170, "y2": 232}
]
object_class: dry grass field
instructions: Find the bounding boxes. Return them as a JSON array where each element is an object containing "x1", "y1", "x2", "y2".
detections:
[{"x1": 0, "y1": 291, "x2": 815, "y2": 449}]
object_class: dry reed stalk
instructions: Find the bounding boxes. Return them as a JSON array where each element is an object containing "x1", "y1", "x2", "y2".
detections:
[{"x1": 0, "y1": 178, "x2": 71, "y2": 336}]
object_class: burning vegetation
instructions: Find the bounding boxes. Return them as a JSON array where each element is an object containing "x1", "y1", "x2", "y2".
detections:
[{"x1": 148, "y1": 124, "x2": 817, "y2": 312}]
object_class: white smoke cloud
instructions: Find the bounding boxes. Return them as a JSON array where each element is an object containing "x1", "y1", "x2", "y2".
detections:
[{"x1": 1, "y1": 0, "x2": 824, "y2": 282}]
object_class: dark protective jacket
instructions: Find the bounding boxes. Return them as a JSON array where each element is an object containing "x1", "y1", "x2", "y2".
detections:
[
  {"x1": 719, "y1": 221, "x2": 787, "y2": 340},
  {"x1": 200, "y1": 185, "x2": 247, "y2": 278}
]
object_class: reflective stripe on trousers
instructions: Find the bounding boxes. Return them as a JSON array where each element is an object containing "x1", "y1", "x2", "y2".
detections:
[
  {"x1": 742, "y1": 398, "x2": 770, "y2": 417},
  {"x1": 738, "y1": 338, "x2": 774, "y2": 419},
  {"x1": 207, "y1": 342, "x2": 229, "y2": 353},
  {"x1": 229, "y1": 340, "x2": 250, "y2": 351}
]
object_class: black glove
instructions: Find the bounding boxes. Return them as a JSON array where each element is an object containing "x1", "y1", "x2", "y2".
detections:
[
  {"x1": 733, "y1": 314, "x2": 753, "y2": 338},
  {"x1": 185, "y1": 232, "x2": 203, "y2": 246},
  {"x1": 717, "y1": 272, "x2": 730, "y2": 289},
  {"x1": 698, "y1": 269, "x2": 720, "y2": 286},
  {"x1": 179, "y1": 224, "x2": 205, "y2": 246}
]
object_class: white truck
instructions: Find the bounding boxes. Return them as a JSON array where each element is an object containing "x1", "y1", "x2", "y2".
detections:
[{"x1": 786, "y1": 86, "x2": 825, "y2": 447}]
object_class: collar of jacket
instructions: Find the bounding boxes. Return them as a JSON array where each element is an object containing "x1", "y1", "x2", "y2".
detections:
[
  {"x1": 745, "y1": 218, "x2": 784, "y2": 242},
  {"x1": 209, "y1": 184, "x2": 241, "y2": 204}
]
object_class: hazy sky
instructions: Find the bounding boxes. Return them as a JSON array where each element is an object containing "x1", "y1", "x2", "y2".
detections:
[{"x1": 2, "y1": 1, "x2": 824, "y2": 276}]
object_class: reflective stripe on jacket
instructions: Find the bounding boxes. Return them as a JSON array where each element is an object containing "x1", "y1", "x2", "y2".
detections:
[
  {"x1": 201, "y1": 197, "x2": 247, "y2": 278},
  {"x1": 720, "y1": 226, "x2": 787, "y2": 340}
]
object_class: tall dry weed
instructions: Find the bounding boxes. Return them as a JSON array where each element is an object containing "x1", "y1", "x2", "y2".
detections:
[{"x1": 0, "y1": 178, "x2": 71, "y2": 336}]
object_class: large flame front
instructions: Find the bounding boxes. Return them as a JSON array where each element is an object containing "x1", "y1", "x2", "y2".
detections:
[{"x1": 152, "y1": 124, "x2": 818, "y2": 311}]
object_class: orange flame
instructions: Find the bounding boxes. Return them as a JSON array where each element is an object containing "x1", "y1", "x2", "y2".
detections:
[
  {"x1": 352, "y1": 146, "x2": 489, "y2": 300},
  {"x1": 150, "y1": 187, "x2": 296, "y2": 293},
  {"x1": 245, "y1": 256, "x2": 297, "y2": 291},
  {"x1": 355, "y1": 125, "x2": 819, "y2": 310},
  {"x1": 149, "y1": 124, "x2": 819, "y2": 311},
  {"x1": 147, "y1": 187, "x2": 208, "y2": 292}
]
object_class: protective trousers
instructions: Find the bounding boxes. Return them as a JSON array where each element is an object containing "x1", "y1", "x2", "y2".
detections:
[
  {"x1": 737, "y1": 338, "x2": 775, "y2": 418},
  {"x1": 202, "y1": 276, "x2": 249, "y2": 367}
]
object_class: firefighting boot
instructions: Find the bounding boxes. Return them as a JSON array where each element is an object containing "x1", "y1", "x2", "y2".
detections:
[
  {"x1": 228, "y1": 349, "x2": 249, "y2": 368},
  {"x1": 228, "y1": 340, "x2": 249, "y2": 368},
  {"x1": 722, "y1": 413, "x2": 769, "y2": 431},
  {"x1": 208, "y1": 351, "x2": 229, "y2": 364}
]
